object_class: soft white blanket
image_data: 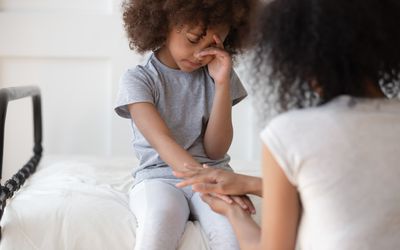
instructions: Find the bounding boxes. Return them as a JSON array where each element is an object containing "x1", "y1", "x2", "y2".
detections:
[{"x1": 0, "y1": 155, "x2": 261, "y2": 250}]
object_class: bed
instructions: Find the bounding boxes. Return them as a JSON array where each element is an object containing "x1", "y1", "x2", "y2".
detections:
[{"x1": 0, "y1": 86, "x2": 261, "y2": 250}]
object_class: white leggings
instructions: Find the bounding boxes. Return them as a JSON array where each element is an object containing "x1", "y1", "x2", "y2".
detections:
[{"x1": 129, "y1": 178, "x2": 239, "y2": 250}]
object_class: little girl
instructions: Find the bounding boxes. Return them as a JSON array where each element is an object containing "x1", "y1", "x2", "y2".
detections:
[{"x1": 114, "y1": 1, "x2": 257, "y2": 249}]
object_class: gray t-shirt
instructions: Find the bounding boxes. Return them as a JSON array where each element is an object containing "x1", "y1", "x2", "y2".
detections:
[{"x1": 115, "y1": 53, "x2": 247, "y2": 184}]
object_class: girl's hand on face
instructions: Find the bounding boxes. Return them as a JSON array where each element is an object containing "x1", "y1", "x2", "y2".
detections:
[{"x1": 196, "y1": 35, "x2": 232, "y2": 87}]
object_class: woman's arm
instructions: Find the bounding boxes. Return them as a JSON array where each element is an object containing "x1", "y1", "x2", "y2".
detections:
[
  {"x1": 201, "y1": 193, "x2": 261, "y2": 249},
  {"x1": 128, "y1": 102, "x2": 202, "y2": 172},
  {"x1": 259, "y1": 143, "x2": 301, "y2": 250},
  {"x1": 175, "y1": 165, "x2": 263, "y2": 197}
]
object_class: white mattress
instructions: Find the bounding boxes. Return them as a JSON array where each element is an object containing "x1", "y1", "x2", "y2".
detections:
[{"x1": 0, "y1": 155, "x2": 261, "y2": 250}]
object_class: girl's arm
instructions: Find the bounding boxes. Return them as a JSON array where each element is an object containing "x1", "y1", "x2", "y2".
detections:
[
  {"x1": 201, "y1": 35, "x2": 234, "y2": 159},
  {"x1": 128, "y1": 102, "x2": 202, "y2": 172},
  {"x1": 200, "y1": 143, "x2": 301, "y2": 250},
  {"x1": 204, "y1": 82, "x2": 233, "y2": 159}
]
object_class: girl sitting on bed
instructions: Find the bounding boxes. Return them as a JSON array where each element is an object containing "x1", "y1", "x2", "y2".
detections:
[
  {"x1": 114, "y1": 1, "x2": 258, "y2": 249},
  {"x1": 175, "y1": 0, "x2": 400, "y2": 249}
]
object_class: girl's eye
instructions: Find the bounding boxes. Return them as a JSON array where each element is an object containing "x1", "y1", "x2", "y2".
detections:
[
  {"x1": 187, "y1": 38, "x2": 199, "y2": 44},
  {"x1": 186, "y1": 33, "x2": 201, "y2": 44}
]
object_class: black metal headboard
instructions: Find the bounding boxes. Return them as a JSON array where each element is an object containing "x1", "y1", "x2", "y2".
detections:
[{"x1": 0, "y1": 86, "x2": 43, "y2": 240}]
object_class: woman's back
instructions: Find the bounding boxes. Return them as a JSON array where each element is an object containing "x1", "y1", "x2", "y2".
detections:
[{"x1": 261, "y1": 96, "x2": 400, "y2": 249}]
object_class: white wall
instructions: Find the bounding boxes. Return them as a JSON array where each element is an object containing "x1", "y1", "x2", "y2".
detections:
[{"x1": 0, "y1": 0, "x2": 260, "y2": 181}]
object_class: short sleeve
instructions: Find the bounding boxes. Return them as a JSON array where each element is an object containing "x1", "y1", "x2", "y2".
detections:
[
  {"x1": 260, "y1": 121, "x2": 297, "y2": 186},
  {"x1": 230, "y1": 70, "x2": 247, "y2": 106},
  {"x1": 114, "y1": 68, "x2": 156, "y2": 119}
]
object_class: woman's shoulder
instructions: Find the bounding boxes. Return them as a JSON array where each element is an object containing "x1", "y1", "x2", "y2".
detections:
[
  {"x1": 264, "y1": 95, "x2": 400, "y2": 136},
  {"x1": 262, "y1": 99, "x2": 349, "y2": 140},
  {"x1": 266, "y1": 96, "x2": 358, "y2": 127},
  {"x1": 266, "y1": 106, "x2": 322, "y2": 128}
]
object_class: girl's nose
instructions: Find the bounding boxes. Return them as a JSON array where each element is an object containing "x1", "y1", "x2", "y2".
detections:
[
  {"x1": 196, "y1": 55, "x2": 213, "y2": 65},
  {"x1": 194, "y1": 51, "x2": 204, "y2": 63},
  {"x1": 194, "y1": 55, "x2": 202, "y2": 63}
]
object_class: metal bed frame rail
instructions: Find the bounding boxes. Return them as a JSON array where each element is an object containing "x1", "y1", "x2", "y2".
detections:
[{"x1": 0, "y1": 86, "x2": 43, "y2": 240}]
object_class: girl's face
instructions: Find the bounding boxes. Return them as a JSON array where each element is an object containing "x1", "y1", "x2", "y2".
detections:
[{"x1": 156, "y1": 24, "x2": 230, "y2": 72}]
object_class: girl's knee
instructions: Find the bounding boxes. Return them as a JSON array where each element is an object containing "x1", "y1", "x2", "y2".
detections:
[{"x1": 130, "y1": 180, "x2": 190, "y2": 226}]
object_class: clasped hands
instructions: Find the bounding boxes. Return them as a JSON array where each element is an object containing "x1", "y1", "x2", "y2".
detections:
[{"x1": 173, "y1": 163, "x2": 256, "y2": 216}]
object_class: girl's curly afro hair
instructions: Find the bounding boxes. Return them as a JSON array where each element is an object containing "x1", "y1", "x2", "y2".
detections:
[
  {"x1": 122, "y1": 0, "x2": 258, "y2": 56},
  {"x1": 251, "y1": 0, "x2": 400, "y2": 115}
]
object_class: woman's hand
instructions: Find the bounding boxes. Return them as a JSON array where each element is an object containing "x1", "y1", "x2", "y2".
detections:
[
  {"x1": 231, "y1": 195, "x2": 256, "y2": 214},
  {"x1": 196, "y1": 35, "x2": 232, "y2": 86},
  {"x1": 201, "y1": 193, "x2": 255, "y2": 216},
  {"x1": 174, "y1": 164, "x2": 242, "y2": 194},
  {"x1": 174, "y1": 163, "x2": 263, "y2": 197}
]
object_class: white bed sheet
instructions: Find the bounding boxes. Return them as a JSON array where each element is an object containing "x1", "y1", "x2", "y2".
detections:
[{"x1": 0, "y1": 155, "x2": 261, "y2": 250}]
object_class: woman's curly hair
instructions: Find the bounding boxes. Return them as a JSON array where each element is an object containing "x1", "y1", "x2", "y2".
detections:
[
  {"x1": 122, "y1": 0, "x2": 258, "y2": 56},
  {"x1": 251, "y1": 0, "x2": 400, "y2": 116}
]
